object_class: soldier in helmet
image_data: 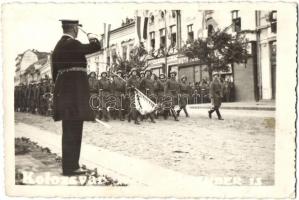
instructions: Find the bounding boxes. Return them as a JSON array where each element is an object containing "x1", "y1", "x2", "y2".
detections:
[
  {"x1": 177, "y1": 75, "x2": 191, "y2": 117},
  {"x1": 155, "y1": 73, "x2": 167, "y2": 119},
  {"x1": 208, "y1": 72, "x2": 224, "y2": 120},
  {"x1": 88, "y1": 71, "x2": 99, "y2": 119},
  {"x1": 112, "y1": 70, "x2": 126, "y2": 121},
  {"x1": 139, "y1": 69, "x2": 156, "y2": 123},
  {"x1": 126, "y1": 67, "x2": 140, "y2": 125},
  {"x1": 98, "y1": 71, "x2": 111, "y2": 121},
  {"x1": 164, "y1": 71, "x2": 179, "y2": 121}
]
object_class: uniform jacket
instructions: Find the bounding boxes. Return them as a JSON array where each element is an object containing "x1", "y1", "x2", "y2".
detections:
[
  {"x1": 51, "y1": 35, "x2": 101, "y2": 121},
  {"x1": 179, "y1": 82, "x2": 192, "y2": 95},
  {"x1": 98, "y1": 77, "x2": 111, "y2": 96},
  {"x1": 164, "y1": 78, "x2": 179, "y2": 96},
  {"x1": 112, "y1": 77, "x2": 126, "y2": 95},
  {"x1": 140, "y1": 76, "x2": 155, "y2": 95},
  {"x1": 209, "y1": 79, "x2": 223, "y2": 108},
  {"x1": 127, "y1": 75, "x2": 140, "y2": 93},
  {"x1": 88, "y1": 77, "x2": 99, "y2": 93}
]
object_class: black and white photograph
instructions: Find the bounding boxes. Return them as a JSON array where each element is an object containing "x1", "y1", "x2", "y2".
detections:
[{"x1": 2, "y1": 2, "x2": 297, "y2": 198}]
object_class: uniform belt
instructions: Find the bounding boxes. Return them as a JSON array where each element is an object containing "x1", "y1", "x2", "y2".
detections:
[{"x1": 58, "y1": 67, "x2": 87, "y2": 75}]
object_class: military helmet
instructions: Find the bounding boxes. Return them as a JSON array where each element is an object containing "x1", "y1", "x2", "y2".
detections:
[
  {"x1": 101, "y1": 71, "x2": 108, "y2": 76},
  {"x1": 140, "y1": 71, "x2": 145, "y2": 75},
  {"x1": 212, "y1": 71, "x2": 220, "y2": 77},
  {"x1": 169, "y1": 71, "x2": 177, "y2": 76},
  {"x1": 130, "y1": 68, "x2": 137, "y2": 75},
  {"x1": 159, "y1": 73, "x2": 166, "y2": 78},
  {"x1": 89, "y1": 71, "x2": 96, "y2": 77},
  {"x1": 181, "y1": 75, "x2": 187, "y2": 80},
  {"x1": 145, "y1": 69, "x2": 152, "y2": 75},
  {"x1": 116, "y1": 70, "x2": 122, "y2": 74}
]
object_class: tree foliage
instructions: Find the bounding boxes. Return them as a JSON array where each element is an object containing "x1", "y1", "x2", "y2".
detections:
[
  {"x1": 114, "y1": 43, "x2": 150, "y2": 74},
  {"x1": 179, "y1": 30, "x2": 250, "y2": 80}
]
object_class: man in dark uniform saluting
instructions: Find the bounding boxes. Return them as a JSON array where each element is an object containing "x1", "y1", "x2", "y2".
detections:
[{"x1": 51, "y1": 20, "x2": 102, "y2": 176}]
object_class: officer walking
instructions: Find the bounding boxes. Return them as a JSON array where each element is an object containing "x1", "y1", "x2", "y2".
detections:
[
  {"x1": 208, "y1": 72, "x2": 224, "y2": 120},
  {"x1": 177, "y1": 75, "x2": 191, "y2": 117},
  {"x1": 51, "y1": 19, "x2": 102, "y2": 176}
]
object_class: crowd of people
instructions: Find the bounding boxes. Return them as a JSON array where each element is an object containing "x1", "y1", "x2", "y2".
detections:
[{"x1": 14, "y1": 68, "x2": 234, "y2": 124}]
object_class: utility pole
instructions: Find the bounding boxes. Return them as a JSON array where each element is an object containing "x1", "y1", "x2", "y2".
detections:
[{"x1": 164, "y1": 10, "x2": 168, "y2": 77}]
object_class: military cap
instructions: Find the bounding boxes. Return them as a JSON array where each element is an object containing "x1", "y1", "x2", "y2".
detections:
[{"x1": 59, "y1": 19, "x2": 82, "y2": 27}]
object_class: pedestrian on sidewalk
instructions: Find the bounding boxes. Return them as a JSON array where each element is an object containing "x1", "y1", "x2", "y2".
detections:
[
  {"x1": 51, "y1": 19, "x2": 102, "y2": 176},
  {"x1": 208, "y1": 72, "x2": 224, "y2": 120}
]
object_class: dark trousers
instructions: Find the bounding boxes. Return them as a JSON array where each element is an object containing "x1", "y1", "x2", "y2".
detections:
[
  {"x1": 62, "y1": 120, "x2": 83, "y2": 174},
  {"x1": 209, "y1": 108, "x2": 222, "y2": 119}
]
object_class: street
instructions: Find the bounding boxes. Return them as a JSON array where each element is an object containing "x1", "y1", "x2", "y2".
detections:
[{"x1": 15, "y1": 108, "x2": 275, "y2": 185}]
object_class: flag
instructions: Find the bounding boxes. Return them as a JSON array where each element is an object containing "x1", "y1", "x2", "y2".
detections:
[
  {"x1": 134, "y1": 88, "x2": 157, "y2": 115},
  {"x1": 135, "y1": 10, "x2": 149, "y2": 44},
  {"x1": 103, "y1": 23, "x2": 111, "y2": 48}
]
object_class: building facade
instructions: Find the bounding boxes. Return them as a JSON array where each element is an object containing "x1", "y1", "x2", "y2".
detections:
[{"x1": 14, "y1": 50, "x2": 51, "y2": 85}]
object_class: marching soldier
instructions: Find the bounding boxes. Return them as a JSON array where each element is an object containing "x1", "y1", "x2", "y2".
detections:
[
  {"x1": 177, "y1": 75, "x2": 191, "y2": 117},
  {"x1": 208, "y1": 72, "x2": 224, "y2": 120},
  {"x1": 164, "y1": 71, "x2": 179, "y2": 121},
  {"x1": 98, "y1": 71, "x2": 111, "y2": 121},
  {"x1": 88, "y1": 71, "x2": 99, "y2": 119},
  {"x1": 139, "y1": 69, "x2": 156, "y2": 123},
  {"x1": 51, "y1": 19, "x2": 102, "y2": 176},
  {"x1": 126, "y1": 68, "x2": 140, "y2": 125},
  {"x1": 112, "y1": 70, "x2": 126, "y2": 121}
]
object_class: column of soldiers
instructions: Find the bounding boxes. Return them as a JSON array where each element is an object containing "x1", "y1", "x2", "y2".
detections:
[
  {"x1": 87, "y1": 68, "x2": 194, "y2": 124},
  {"x1": 14, "y1": 69, "x2": 229, "y2": 122},
  {"x1": 14, "y1": 78, "x2": 54, "y2": 116}
]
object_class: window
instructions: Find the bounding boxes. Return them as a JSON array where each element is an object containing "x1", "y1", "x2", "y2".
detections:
[
  {"x1": 208, "y1": 24, "x2": 214, "y2": 37},
  {"x1": 269, "y1": 11, "x2": 277, "y2": 33},
  {"x1": 106, "y1": 56, "x2": 110, "y2": 66},
  {"x1": 150, "y1": 31, "x2": 155, "y2": 49},
  {"x1": 170, "y1": 25, "x2": 176, "y2": 47},
  {"x1": 160, "y1": 10, "x2": 165, "y2": 19},
  {"x1": 160, "y1": 28, "x2": 166, "y2": 48},
  {"x1": 187, "y1": 24, "x2": 194, "y2": 42},
  {"x1": 112, "y1": 50, "x2": 117, "y2": 63},
  {"x1": 150, "y1": 14, "x2": 155, "y2": 24},
  {"x1": 231, "y1": 10, "x2": 241, "y2": 32},
  {"x1": 122, "y1": 46, "x2": 127, "y2": 60}
]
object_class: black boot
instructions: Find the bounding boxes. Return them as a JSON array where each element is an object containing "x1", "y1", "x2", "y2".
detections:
[
  {"x1": 176, "y1": 109, "x2": 181, "y2": 117},
  {"x1": 183, "y1": 107, "x2": 189, "y2": 118},
  {"x1": 216, "y1": 109, "x2": 224, "y2": 120},
  {"x1": 208, "y1": 109, "x2": 214, "y2": 119},
  {"x1": 149, "y1": 113, "x2": 156, "y2": 123}
]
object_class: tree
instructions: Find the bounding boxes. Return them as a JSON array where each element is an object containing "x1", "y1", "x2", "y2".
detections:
[
  {"x1": 114, "y1": 43, "x2": 150, "y2": 75},
  {"x1": 179, "y1": 29, "x2": 250, "y2": 80}
]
